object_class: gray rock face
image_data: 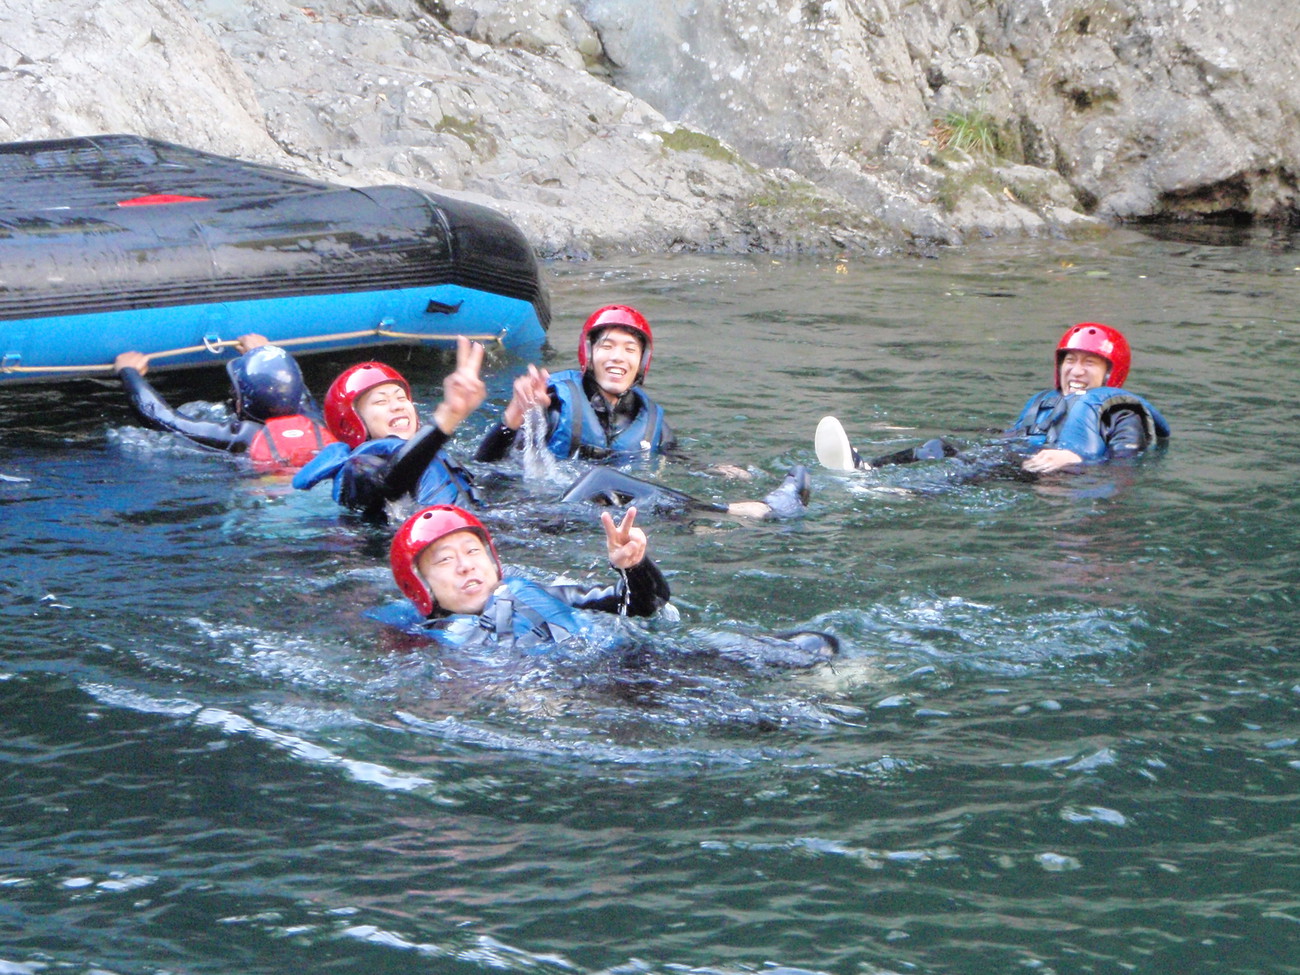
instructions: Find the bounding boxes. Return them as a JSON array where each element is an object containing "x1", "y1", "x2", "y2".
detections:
[
  {"x1": 1, "y1": 0, "x2": 1296, "y2": 257},
  {"x1": 0, "y1": 0, "x2": 278, "y2": 158}
]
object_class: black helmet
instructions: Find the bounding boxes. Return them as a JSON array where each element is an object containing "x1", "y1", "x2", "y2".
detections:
[{"x1": 227, "y1": 346, "x2": 306, "y2": 422}]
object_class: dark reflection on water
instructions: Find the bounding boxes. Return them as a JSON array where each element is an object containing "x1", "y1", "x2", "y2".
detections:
[{"x1": 2, "y1": 229, "x2": 1299, "y2": 975}]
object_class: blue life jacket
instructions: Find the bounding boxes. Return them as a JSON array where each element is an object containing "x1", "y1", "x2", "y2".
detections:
[
  {"x1": 292, "y1": 437, "x2": 474, "y2": 508},
  {"x1": 1009, "y1": 387, "x2": 1171, "y2": 462},
  {"x1": 371, "y1": 577, "x2": 584, "y2": 652},
  {"x1": 545, "y1": 369, "x2": 666, "y2": 460}
]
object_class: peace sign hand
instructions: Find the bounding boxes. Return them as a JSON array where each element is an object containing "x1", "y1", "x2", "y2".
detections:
[
  {"x1": 434, "y1": 335, "x2": 487, "y2": 434},
  {"x1": 600, "y1": 506, "x2": 647, "y2": 570}
]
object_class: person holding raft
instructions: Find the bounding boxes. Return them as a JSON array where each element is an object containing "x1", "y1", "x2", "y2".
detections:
[
  {"x1": 292, "y1": 337, "x2": 485, "y2": 519},
  {"x1": 816, "y1": 322, "x2": 1170, "y2": 476},
  {"x1": 476, "y1": 304, "x2": 811, "y2": 518},
  {"x1": 113, "y1": 334, "x2": 336, "y2": 472}
]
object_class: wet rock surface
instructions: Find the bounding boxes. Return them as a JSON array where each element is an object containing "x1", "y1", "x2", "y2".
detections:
[{"x1": 1, "y1": 0, "x2": 1296, "y2": 256}]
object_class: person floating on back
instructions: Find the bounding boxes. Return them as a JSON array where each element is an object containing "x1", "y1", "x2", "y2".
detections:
[
  {"x1": 292, "y1": 336, "x2": 485, "y2": 519},
  {"x1": 477, "y1": 303, "x2": 810, "y2": 518},
  {"x1": 375, "y1": 503, "x2": 670, "y2": 651},
  {"x1": 113, "y1": 334, "x2": 336, "y2": 472},
  {"x1": 374, "y1": 502, "x2": 839, "y2": 665},
  {"x1": 816, "y1": 322, "x2": 1169, "y2": 476}
]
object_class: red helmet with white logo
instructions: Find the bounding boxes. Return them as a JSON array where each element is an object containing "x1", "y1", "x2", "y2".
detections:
[
  {"x1": 391, "y1": 505, "x2": 501, "y2": 617},
  {"x1": 1055, "y1": 322, "x2": 1131, "y2": 390},
  {"x1": 323, "y1": 362, "x2": 413, "y2": 447},
  {"x1": 577, "y1": 305, "x2": 653, "y2": 381}
]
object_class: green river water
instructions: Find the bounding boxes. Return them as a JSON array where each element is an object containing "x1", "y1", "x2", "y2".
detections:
[{"x1": 1, "y1": 226, "x2": 1297, "y2": 975}]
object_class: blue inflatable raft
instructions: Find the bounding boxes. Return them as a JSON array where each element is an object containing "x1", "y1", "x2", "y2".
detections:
[{"x1": 0, "y1": 135, "x2": 550, "y2": 384}]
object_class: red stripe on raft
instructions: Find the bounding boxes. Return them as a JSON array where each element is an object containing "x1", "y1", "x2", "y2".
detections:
[{"x1": 116, "y1": 194, "x2": 210, "y2": 206}]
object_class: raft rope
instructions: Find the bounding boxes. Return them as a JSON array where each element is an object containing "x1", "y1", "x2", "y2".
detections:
[{"x1": 0, "y1": 325, "x2": 508, "y2": 376}]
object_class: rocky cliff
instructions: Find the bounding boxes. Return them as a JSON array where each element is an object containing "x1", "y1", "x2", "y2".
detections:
[{"x1": 1, "y1": 0, "x2": 1296, "y2": 257}]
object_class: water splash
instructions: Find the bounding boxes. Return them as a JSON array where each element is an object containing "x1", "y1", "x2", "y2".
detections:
[{"x1": 518, "y1": 404, "x2": 566, "y2": 487}]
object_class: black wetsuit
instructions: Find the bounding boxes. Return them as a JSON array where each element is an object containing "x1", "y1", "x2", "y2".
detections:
[
  {"x1": 864, "y1": 405, "x2": 1153, "y2": 470},
  {"x1": 118, "y1": 367, "x2": 263, "y2": 452},
  {"x1": 117, "y1": 367, "x2": 334, "y2": 472},
  {"x1": 117, "y1": 365, "x2": 331, "y2": 456}
]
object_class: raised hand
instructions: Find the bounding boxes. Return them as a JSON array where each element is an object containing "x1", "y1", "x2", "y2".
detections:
[
  {"x1": 600, "y1": 505, "x2": 647, "y2": 569},
  {"x1": 434, "y1": 335, "x2": 487, "y2": 434},
  {"x1": 503, "y1": 364, "x2": 552, "y2": 430}
]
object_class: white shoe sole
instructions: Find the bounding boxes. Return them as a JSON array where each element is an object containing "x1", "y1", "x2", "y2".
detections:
[{"x1": 814, "y1": 415, "x2": 856, "y2": 471}]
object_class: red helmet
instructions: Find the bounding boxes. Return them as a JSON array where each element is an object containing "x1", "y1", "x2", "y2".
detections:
[
  {"x1": 391, "y1": 505, "x2": 501, "y2": 617},
  {"x1": 324, "y1": 362, "x2": 412, "y2": 447},
  {"x1": 1055, "y1": 322, "x2": 1130, "y2": 390},
  {"x1": 577, "y1": 305, "x2": 653, "y2": 381}
]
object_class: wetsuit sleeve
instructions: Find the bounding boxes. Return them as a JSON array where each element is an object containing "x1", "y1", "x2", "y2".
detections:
[
  {"x1": 619, "y1": 557, "x2": 672, "y2": 616},
  {"x1": 475, "y1": 401, "x2": 563, "y2": 462},
  {"x1": 337, "y1": 452, "x2": 396, "y2": 513},
  {"x1": 474, "y1": 421, "x2": 518, "y2": 461},
  {"x1": 1101, "y1": 407, "x2": 1149, "y2": 458},
  {"x1": 659, "y1": 416, "x2": 678, "y2": 453},
  {"x1": 381, "y1": 425, "x2": 454, "y2": 501},
  {"x1": 546, "y1": 557, "x2": 671, "y2": 618},
  {"x1": 118, "y1": 367, "x2": 257, "y2": 453}
]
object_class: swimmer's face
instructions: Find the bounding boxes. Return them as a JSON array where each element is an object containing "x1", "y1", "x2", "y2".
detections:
[
  {"x1": 416, "y1": 529, "x2": 501, "y2": 616},
  {"x1": 1058, "y1": 351, "x2": 1109, "y2": 395},
  {"x1": 355, "y1": 381, "x2": 418, "y2": 440},
  {"x1": 588, "y1": 327, "x2": 643, "y2": 400}
]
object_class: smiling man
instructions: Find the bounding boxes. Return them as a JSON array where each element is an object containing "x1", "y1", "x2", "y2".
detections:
[
  {"x1": 475, "y1": 304, "x2": 811, "y2": 519},
  {"x1": 293, "y1": 336, "x2": 486, "y2": 518},
  {"x1": 380, "y1": 503, "x2": 670, "y2": 650},
  {"x1": 352, "y1": 379, "x2": 420, "y2": 441},
  {"x1": 476, "y1": 304, "x2": 672, "y2": 463},
  {"x1": 816, "y1": 322, "x2": 1170, "y2": 477},
  {"x1": 1010, "y1": 322, "x2": 1170, "y2": 474}
]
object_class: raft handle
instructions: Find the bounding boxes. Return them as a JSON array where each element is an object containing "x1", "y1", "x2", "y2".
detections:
[{"x1": 425, "y1": 299, "x2": 464, "y2": 315}]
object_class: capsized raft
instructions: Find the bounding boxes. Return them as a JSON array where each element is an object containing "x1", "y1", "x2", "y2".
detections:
[{"x1": 0, "y1": 135, "x2": 550, "y2": 384}]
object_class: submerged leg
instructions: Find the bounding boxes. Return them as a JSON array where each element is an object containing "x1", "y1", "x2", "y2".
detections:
[
  {"x1": 867, "y1": 437, "x2": 959, "y2": 467},
  {"x1": 563, "y1": 465, "x2": 811, "y2": 520},
  {"x1": 701, "y1": 628, "x2": 839, "y2": 669},
  {"x1": 725, "y1": 464, "x2": 812, "y2": 519},
  {"x1": 559, "y1": 466, "x2": 727, "y2": 514},
  {"x1": 760, "y1": 464, "x2": 812, "y2": 518}
]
